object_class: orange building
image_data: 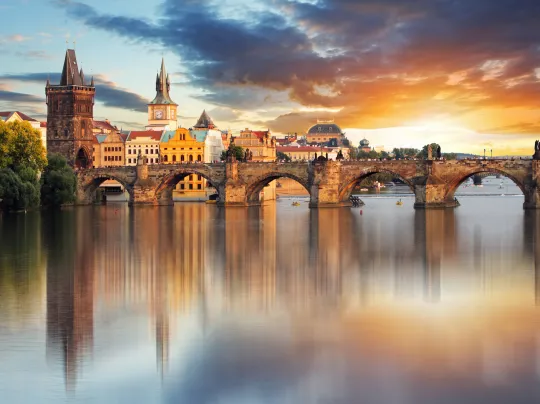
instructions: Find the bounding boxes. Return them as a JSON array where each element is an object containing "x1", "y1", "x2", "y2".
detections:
[{"x1": 235, "y1": 129, "x2": 276, "y2": 161}]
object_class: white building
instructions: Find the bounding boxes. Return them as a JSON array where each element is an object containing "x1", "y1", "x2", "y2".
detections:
[
  {"x1": 0, "y1": 111, "x2": 47, "y2": 151},
  {"x1": 125, "y1": 130, "x2": 162, "y2": 165}
]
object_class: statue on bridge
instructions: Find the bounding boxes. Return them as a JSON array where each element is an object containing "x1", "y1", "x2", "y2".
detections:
[
  {"x1": 336, "y1": 150, "x2": 344, "y2": 161},
  {"x1": 226, "y1": 138, "x2": 236, "y2": 162},
  {"x1": 136, "y1": 150, "x2": 146, "y2": 165},
  {"x1": 534, "y1": 140, "x2": 540, "y2": 160},
  {"x1": 437, "y1": 146, "x2": 442, "y2": 159},
  {"x1": 427, "y1": 144, "x2": 433, "y2": 160},
  {"x1": 244, "y1": 148, "x2": 253, "y2": 162}
]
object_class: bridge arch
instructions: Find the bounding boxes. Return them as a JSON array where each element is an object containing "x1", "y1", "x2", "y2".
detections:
[
  {"x1": 445, "y1": 167, "x2": 527, "y2": 201},
  {"x1": 338, "y1": 168, "x2": 415, "y2": 203},
  {"x1": 154, "y1": 168, "x2": 224, "y2": 204},
  {"x1": 81, "y1": 174, "x2": 133, "y2": 203},
  {"x1": 246, "y1": 172, "x2": 311, "y2": 205}
]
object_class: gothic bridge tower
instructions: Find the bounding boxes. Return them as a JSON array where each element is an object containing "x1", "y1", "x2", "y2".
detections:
[{"x1": 46, "y1": 49, "x2": 95, "y2": 168}]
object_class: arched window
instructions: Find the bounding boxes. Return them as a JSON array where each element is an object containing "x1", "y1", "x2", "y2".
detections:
[
  {"x1": 164, "y1": 155, "x2": 168, "y2": 162},
  {"x1": 181, "y1": 155, "x2": 185, "y2": 162},
  {"x1": 197, "y1": 155, "x2": 202, "y2": 162},
  {"x1": 173, "y1": 155, "x2": 177, "y2": 162},
  {"x1": 189, "y1": 155, "x2": 193, "y2": 162}
]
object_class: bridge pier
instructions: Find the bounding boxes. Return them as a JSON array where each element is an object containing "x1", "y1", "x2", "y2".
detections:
[{"x1": 413, "y1": 184, "x2": 459, "y2": 209}]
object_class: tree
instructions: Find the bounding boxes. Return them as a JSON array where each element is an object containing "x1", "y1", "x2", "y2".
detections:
[
  {"x1": 277, "y1": 151, "x2": 291, "y2": 162},
  {"x1": 40, "y1": 154, "x2": 77, "y2": 207},
  {"x1": 220, "y1": 145, "x2": 245, "y2": 161},
  {"x1": 0, "y1": 120, "x2": 47, "y2": 172},
  {"x1": 0, "y1": 167, "x2": 39, "y2": 211},
  {"x1": 392, "y1": 147, "x2": 420, "y2": 159}
]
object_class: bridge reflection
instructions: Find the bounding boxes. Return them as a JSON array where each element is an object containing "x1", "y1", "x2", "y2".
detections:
[{"x1": 1, "y1": 204, "x2": 535, "y2": 391}]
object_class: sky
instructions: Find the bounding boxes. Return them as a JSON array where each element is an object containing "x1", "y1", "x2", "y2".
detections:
[{"x1": 1, "y1": 0, "x2": 540, "y2": 155}]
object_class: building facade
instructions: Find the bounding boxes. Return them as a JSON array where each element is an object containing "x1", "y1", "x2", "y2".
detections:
[
  {"x1": 92, "y1": 132, "x2": 127, "y2": 167},
  {"x1": 235, "y1": 129, "x2": 276, "y2": 161},
  {"x1": 125, "y1": 131, "x2": 162, "y2": 165},
  {"x1": 46, "y1": 49, "x2": 95, "y2": 168},
  {"x1": 306, "y1": 119, "x2": 345, "y2": 146},
  {"x1": 146, "y1": 59, "x2": 178, "y2": 131}
]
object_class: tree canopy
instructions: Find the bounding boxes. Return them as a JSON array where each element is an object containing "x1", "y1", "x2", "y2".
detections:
[
  {"x1": 40, "y1": 154, "x2": 77, "y2": 207},
  {"x1": 0, "y1": 120, "x2": 47, "y2": 172},
  {"x1": 220, "y1": 145, "x2": 245, "y2": 161},
  {"x1": 0, "y1": 121, "x2": 46, "y2": 211},
  {"x1": 277, "y1": 151, "x2": 291, "y2": 162}
]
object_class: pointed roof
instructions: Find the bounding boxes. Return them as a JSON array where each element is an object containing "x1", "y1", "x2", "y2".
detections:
[
  {"x1": 193, "y1": 109, "x2": 215, "y2": 129},
  {"x1": 149, "y1": 58, "x2": 177, "y2": 106},
  {"x1": 60, "y1": 49, "x2": 84, "y2": 86}
]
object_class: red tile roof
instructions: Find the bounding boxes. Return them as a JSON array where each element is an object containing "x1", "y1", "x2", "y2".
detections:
[
  {"x1": 127, "y1": 130, "x2": 163, "y2": 141},
  {"x1": 278, "y1": 146, "x2": 333, "y2": 153},
  {"x1": 0, "y1": 111, "x2": 38, "y2": 122},
  {"x1": 93, "y1": 120, "x2": 117, "y2": 131},
  {"x1": 252, "y1": 130, "x2": 269, "y2": 140}
]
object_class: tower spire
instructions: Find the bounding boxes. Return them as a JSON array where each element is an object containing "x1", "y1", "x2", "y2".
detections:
[{"x1": 149, "y1": 58, "x2": 177, "y2": 106}]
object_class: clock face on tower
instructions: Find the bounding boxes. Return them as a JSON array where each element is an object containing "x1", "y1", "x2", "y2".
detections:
[{"x1": 155, "y1": 110, "x2": 163, "y2": 119}]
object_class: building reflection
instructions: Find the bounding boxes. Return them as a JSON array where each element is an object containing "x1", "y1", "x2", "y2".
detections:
[
  {"x1": 36, "y1": 202, "x2": 540, "y2": 392},
  {"x1": 45, "y1": 208, "x2": 95, "y2": 391}
]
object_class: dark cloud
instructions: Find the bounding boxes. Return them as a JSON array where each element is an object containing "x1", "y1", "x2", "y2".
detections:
[
  {"x1": 55, "y1": 0, "x2": 540, "y2": 132},
  {"x1": 0, "y1": 90, "x2": 43, "y2": 103},
  {"x1": 0, "y1": 72, "x2": 147, "y2": 113}
]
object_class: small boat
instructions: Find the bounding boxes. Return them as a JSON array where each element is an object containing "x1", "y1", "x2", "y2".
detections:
[
  {"x1": 292, "y1": 201, "x2": 301, "y2": 206},
  {"x1": 396, "y1": 199, "x2": 403, "y2": 206},
  {"x1": 360, "y1": 188, "x2": 369, "y2": 192},
  {"x1": 205, "y1": 200, "x2": 217, "y2": 204}
]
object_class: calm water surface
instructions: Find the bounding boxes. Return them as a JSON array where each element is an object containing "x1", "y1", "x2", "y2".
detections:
[{"x1": 1, "y1": 181, "x2": 540, "y2": 403}]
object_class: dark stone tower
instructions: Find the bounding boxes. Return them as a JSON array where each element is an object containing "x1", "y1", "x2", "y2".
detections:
[{"x1": 46, "y1": 49, "x2": 95, "y2": 168}]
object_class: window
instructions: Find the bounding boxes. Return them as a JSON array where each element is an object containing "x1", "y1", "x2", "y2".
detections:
[
  {"x1": 189, "y1": 184, "x2": 193, "y2": 190},
  {"x1": 181, "y1": 155, "x2": 184, "y2": 162},
  {"x1": 189, "y1": 155, "x2": 193, "y2": 162},
  {"x1": 198, "y1": 175, "x2": 202, "y2": 180},
  {"x1": 173, "y1": 155, "x2": 177, "y2": 162},
  {"x1": 180, "y1": 184, "x2": 185, "y2": 190},
  {"x1": 164, "y1": 155, "x2": 168, "y2": 162},
  {"x1": 150, "y1": 149, "x2": 154, "y2": 154},
  {"x1": 197, "y1": 155, "x2": 202, "y2": 162},
  {"x1": 197, "y1": 184, "x2": 202, "y2": 190}
]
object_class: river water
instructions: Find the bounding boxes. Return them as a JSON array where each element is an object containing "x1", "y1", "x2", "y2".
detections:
[{"x1": 1, "y1": 178, "x2": 540, "y2": 403}]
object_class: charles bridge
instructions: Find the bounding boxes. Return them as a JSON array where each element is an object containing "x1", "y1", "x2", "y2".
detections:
[{"x1": 76, "y1": 158, "x2": 540, "y2": 209}]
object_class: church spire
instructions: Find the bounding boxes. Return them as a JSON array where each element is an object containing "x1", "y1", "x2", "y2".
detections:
[{"x1": 149, "y1": 58, "x2": 177, "y2": 106}]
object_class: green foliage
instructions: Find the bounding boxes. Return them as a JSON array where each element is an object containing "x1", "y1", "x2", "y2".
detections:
[
  {"x1": 392, "y1": 147, "x2": 420, "y2": 159},
  {"x1": 40, "y1": 154, "x2": 77, "y2": 207},
  {"x1": 0, "y1": 120, "x2": 47, "y2": 172},
  {"x1": 220, "y1": 145, "x2": 245, "y2": 161},
  {"x1": 0, "y1": 167, "x2": 40, "y2": 211},
  {"x1": 277, "y1": 151, "x2": 291, "y2": 162}
]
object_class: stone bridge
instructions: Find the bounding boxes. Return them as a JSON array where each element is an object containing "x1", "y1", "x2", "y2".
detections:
[{"x1": 76, "y1": 159, "x2": 540, "y2": 209}]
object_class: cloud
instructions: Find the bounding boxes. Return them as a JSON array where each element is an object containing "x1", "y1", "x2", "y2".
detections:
[
  {"x1": 0, "y1": 72, "x2": 147, "y2": 113},
  {"x1": 15, "y1": 50, "x2": 54, "y2": 60},
  {"x1": 48, "y1": 0, "x2": 540, "y2": 135},
  {"x1": 0, "y1": 34, "x2": 31, "y2": 43},
  {"x1": 208, "y1": 107, "x2": 242, "y2": 123},
  {"x1": 0, "y1": 89, "x2": 43, "y2": 104}
]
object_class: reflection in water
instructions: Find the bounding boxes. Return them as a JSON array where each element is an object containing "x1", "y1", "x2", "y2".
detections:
[{"x1": 1, "y1": 199, "x2": 540, "y2": 403}]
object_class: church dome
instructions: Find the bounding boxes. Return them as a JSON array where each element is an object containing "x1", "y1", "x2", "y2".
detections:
[
  {"x1": 360, "y1": 138, "x2": 370, "y2": 146},
  {"x1": 307, "y1": 123, "x2": 343, "y2": 135}
]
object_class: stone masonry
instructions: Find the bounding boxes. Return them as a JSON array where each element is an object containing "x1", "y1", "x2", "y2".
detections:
[{"x1": 76, "y1": 158, "x2": 540, "y2": 209}]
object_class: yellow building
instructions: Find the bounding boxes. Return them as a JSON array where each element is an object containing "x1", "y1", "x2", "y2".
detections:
[
  {"x1": 92, "y1": 132, "x2": 127, "y2": 167},
  {"x1": 160, "y1": 128, "x2": 207, "y2": 200},
  {"x1": 235, "y1": 129, "x2": 276, "y2": 161}
]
